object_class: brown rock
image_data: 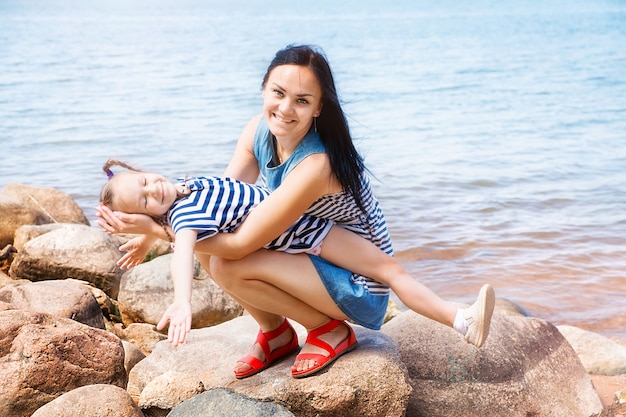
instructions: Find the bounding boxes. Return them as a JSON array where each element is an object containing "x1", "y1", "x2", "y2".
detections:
[
  {"x1": 0, "y1": 279, "x2": 105, "y2": 328},
  {"x1": 0, "y1": 196, "x2": 51, "y2": 248},
  {"x1": 8, "y1": 224, "x2": 123, "y2": 298},
  {"x1": 31, "y1": 384, "x2": 144, "y2": 417},
  {"x1": 110, "y1": 322, "x2": 167, "y2": 355},
  {"x1": 1, "y1": 183, "x2": 89, "y2": 225},
  {"x1": 139, "y1": 371, "x2": 205, "y2": 411},
  {"x1": 122, "y1": 340, "x2": 147, "y2": 374},
  {"x1": 558, "y1": 325, "x2": 626, "y2": 375},
  {"x1": 382, "y1": 310, "x2": 603, "y2": 417},
  {"x1": 0, "y1": 310, "x2": 127, "y2": 417},
  {"x1": 13, "y1": 223, "x2": 66, "y2": 250}
]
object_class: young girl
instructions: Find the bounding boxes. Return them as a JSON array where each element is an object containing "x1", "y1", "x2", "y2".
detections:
[{"x1": 100, "y1": 158, "x2": 495, "y2": 374}]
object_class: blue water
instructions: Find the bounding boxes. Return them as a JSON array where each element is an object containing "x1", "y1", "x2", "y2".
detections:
[{"x1": 2, "y1": 0, "x2": 626, "y2": 339}]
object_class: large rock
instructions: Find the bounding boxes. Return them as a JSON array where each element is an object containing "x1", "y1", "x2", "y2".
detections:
[
  {"x1": 8, "y1": 224, "x2": 123, "y2": 298},
  {"x1": 0, "y1": 310, "x2": 127, "y2": 417},
  {"x1": 117, "y1": 254, "x2": 243, "y2": 328},
  {"x1": 0, "y1": 279, "x2": 105, "y2": 329},
  {"x1": 382, "y1": 310, "x2": 603, "y2": 417},
  {"x1": 31, "y1": 384, "x2": 144, "y2": 417},
  {"x1": 128, "y1": 315, "x2": 412, "y2": 417},
  {"x1": 0, "y1": 197, "x2": 51, "y2": 248},
  {"x1": 558, "y1": 325, "x2": 626, "y2": 376},
  {"x1": 1, "y1": 183, "x2": 89, "y2": 225},
  {"x1": 0, "y1": 184, "x2": 89, "y2": 248}
]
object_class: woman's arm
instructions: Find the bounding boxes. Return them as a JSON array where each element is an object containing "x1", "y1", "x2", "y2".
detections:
[{"x1": 195, "y1": 154, "x2": 338, "y2": 259}]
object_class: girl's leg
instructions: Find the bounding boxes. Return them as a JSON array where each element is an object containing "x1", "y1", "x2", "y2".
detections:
[
  {"x1": 199, "y1": 250, "x2": 352, "y2": 374},
  {"x1": 320, "y1": 226, "x2": 457, "y2": 326},
  {"x1": 319, "y1": 227, "x2": 495, "y2": 347}
]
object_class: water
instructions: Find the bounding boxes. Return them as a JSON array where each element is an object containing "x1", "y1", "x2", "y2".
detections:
[{"x1": 2, "y1": 0, "x2": 625, "y2": 339}]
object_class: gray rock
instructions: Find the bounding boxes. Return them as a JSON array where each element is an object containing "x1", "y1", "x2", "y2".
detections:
[{"x1": 167, "y1": 388, "x2": 294, "y2": 417}]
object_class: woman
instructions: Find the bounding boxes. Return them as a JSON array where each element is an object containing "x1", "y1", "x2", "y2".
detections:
[{"x1": 97, "y1": 44, "x2": 494, "y2": 379}]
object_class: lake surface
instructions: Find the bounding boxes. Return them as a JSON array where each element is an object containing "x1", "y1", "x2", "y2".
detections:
[{"x1": 2, "y1": 0, "x2": 625, "y2": 339}]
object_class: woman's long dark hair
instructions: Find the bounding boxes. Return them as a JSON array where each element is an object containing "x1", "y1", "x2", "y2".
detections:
[{"x1": 262, "y1": 44, "x2": 367, "y2": 212}]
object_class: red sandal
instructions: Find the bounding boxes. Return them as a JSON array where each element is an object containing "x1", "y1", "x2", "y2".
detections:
[
  {"x1": 234, "y1": 318, "x2": 299, "y2": 379},
  {"x1": 291, "y1": 319, "x2": 357, "y2": 378}
]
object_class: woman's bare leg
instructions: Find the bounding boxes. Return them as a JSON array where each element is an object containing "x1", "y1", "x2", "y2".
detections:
[{"x1": 200, "y1": 250, "x2": 351, "y2": 374}]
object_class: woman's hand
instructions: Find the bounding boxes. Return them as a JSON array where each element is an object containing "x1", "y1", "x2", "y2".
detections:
[
  {"x1": 157, "y1": 300, "x2": 192, "y2": 347},
  {"x1": 96, "y1": 203, "x2": 158, "y2": 235},
  {"x1": 117, "y1": 235, "x2": 157, "y2": 270}
]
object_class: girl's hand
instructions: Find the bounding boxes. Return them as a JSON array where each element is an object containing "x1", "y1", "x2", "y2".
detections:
[
  {"x1": 95, "y1": 204, "x2": 157, "y2": 235},
  {"x1": 117, "y1": 235, "x2": 156, "y2": 270},
  {"x1": 156, "y1": 300, "x2": 192, "y2": 347}
]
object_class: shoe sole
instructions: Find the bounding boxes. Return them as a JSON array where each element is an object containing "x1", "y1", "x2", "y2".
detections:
[{"x1": 474, "y1": 284, "x2": 496, "y2": 347}]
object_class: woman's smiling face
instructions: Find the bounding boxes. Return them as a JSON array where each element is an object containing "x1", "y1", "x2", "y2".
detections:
[{"x1": 262, "y1": 64, "x2": 322, "y2": 141}]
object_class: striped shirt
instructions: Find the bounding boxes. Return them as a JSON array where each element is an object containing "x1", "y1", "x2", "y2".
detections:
[{"x1": 167, "y1": 176, "x2": 332, "y2": 254}]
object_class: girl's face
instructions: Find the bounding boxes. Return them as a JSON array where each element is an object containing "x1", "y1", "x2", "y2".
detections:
[
  {"x1": 111, "y1": 171, "x2": 177, "y2": 217},
  {"x1": 262, "y1": 64, "x2": 323, "y2": 142}
]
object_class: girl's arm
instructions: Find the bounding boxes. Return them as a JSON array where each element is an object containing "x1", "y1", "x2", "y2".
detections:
[{"x1": 156, "y1": 228, "x2": 197, "y2": 346}]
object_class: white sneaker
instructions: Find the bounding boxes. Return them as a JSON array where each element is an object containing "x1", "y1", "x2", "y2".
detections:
[{"x1": 463, "y1": 284, "x2": 495, "y2": 348}]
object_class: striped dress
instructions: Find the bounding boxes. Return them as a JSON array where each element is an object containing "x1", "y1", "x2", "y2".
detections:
[{"x1": 167, "y1": 176, "x2": 333, "y2": 254}]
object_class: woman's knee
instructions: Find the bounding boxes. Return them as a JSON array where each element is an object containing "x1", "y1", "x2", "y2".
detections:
[{"x1": 209, "y1": 256, "x2": 241, "y2": 290}]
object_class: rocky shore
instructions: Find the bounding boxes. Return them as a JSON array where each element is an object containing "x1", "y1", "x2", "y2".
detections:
[{"x1": 1, "y1": 183, "x2": 625, "y2": 417}]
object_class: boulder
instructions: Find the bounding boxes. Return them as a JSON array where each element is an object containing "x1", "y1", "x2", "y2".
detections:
[
  {"x1": 139, "y1": 371, "x2": 205, "y2": 412},
  {"x1": 167, "y1": 388, "x2": 295, "y2": 417},
  {"x1": 128, "y1": 315, "x2": 412, "y2": 417},
  {"x1": 117, "y1": 254, "x2": 243, "y2": 328},
  {"x1": 110, "y1": 322, "x2": 168, "y2": 354},
  {"x1": 123, "y1": 340, "x2": 147, "y2": 374},
  {"x1": 558, "y1": 325, "x2": 626, "y2": 376},
  {"x1": 0, "y1": 197, "x2": 51, "y2": 248},
  {"x1": 8, "y1": 224, "x2": 123, "y2": 298},
  {"x1": 382, "y1": 310, "x2": 603, "y2": 417},
  {"x1": 0, "y1": 310, "x2": 127, "y2": 417},
  {"x1": 31, "y1": 384, "x2": 144, "y2": 417},
  {"x1": 1, "y1": 183, "x2": 89, "y2": 225},
  {"x1": 0, "y1": 279, "x2": 105, "y2": 328},
  {"x1": 13, "y1": 223, "x2": 67, "y2": 250},
  {"x1": 0, "y1": 184, "x2": 89, "y2": 248}
]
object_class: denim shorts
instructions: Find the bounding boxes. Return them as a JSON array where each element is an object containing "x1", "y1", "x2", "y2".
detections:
[{"x1": 308, "y1": 255, "x2": 389, "y2": 330}]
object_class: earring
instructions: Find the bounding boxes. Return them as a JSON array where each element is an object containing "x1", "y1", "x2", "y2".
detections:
[{"x1": 314, "y1": 117, "x2": 317, "y2": 133}]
